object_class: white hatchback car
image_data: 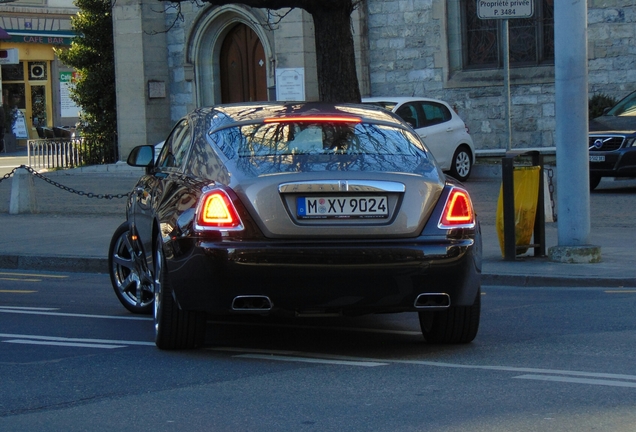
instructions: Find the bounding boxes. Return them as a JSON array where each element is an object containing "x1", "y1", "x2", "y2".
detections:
[{"x1": 363, "y1": 97, "x2": 475, "y2": 181}]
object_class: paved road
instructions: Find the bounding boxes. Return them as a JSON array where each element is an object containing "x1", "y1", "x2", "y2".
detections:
[
  {"x1": 0, "y1": 154, "x2": 29, "y2": 177},
  {"x1": 1, "y1": 269, "x2": 636, "y2": 431}
]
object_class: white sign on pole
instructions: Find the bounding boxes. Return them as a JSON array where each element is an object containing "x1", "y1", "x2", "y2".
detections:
[
  {"x1": 276, "y1": 68, "x2": 305, "y2": 101},
  {"x1": 477, "y1": 0, "x2": 534, "y2": 19}
]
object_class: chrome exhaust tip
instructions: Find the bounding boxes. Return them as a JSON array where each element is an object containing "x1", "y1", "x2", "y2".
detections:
[
  {"x1": 414, "y1": 293, "x2": 451, "y2": 309},
  {"x1": 232, "y1": 295, "x2": 273, "y2": 311}
]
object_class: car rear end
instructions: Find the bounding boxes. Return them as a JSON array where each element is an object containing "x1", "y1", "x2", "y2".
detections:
[{"x1": 163, "y1": 105, "x2": 481, "y2": 317}]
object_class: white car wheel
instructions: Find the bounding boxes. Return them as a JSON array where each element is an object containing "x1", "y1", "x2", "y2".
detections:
[{"x1": 450, "y1": 146, "x2": 472, "y2": 182}]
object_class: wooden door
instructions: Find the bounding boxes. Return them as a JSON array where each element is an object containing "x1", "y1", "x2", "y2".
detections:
[{"x1": 220, "y1": 24, "x2": 267, "y2": 103}]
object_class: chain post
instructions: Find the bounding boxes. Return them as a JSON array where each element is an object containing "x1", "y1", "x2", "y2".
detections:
[{"x1": 546, "y1": 166, "x2": 557, "y2": 222}]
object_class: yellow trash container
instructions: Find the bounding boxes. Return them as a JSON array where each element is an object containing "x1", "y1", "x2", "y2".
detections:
[{"x1": 495, "y1": 166, "x2": 540, "y2": 256}]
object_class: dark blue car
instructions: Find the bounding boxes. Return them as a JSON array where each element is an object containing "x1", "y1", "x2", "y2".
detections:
[{"x1": 589, "y1": 90, "x2": 636, "y2": 190}]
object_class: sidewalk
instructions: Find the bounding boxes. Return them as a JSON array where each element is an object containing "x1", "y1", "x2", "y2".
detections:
[{"x1": 0, "y1": 158, "x2": 634, "y2": 287}]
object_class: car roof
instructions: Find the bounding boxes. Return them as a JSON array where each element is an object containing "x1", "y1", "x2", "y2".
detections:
[
  {"x1": 362, "y1": 96, "x2": 448, "y2": 105},
  {"x1": 189, "y1": 102, "x2": 406, "y2": 128}
]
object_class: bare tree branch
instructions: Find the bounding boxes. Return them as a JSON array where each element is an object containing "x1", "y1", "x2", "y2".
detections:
[
  {"x1": 157, "y1": 0, "x2": 352, "y2": 15},
  {"x1": 145, "y1": 1, "x2": 185, "y2": 35},
  {"x1": 264, "y1": 7, "x2": 294, "y2": 29}
]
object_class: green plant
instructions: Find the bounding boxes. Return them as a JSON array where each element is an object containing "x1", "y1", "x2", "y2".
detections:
[
  {"x1": 589, "y1": 93, "x2": 618, "y2": 119},
  {"x1": 54, "y1": 0, "x2": 117, "y2": 162}
]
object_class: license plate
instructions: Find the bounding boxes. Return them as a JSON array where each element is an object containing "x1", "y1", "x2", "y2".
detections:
[
  {"x1": 297, "y1": 196, "x2": 388, "y2": 219},
  {"x1": 589, "y1": 155, "x2": 605, "y2": 162}
]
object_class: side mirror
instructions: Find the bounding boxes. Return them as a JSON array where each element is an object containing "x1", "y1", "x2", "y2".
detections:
[{"x1": 127, "y1": 145, "x2": 155, "y2": 167}]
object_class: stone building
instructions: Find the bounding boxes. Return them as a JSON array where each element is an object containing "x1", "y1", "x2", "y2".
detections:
[{"x1": 111, "y1": 0, "x2": 636, "y2": 157}]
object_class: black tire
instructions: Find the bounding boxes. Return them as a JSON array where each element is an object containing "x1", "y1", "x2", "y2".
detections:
[
  {"x1": 108, "y1": 222, "x2": 154, "y2": 314},
  {"x1": 153, "y1": 231, "x2": 206, "y2": 350},
  {"x1": 449, "y1": 145, "x2": 473, "y2": 182},
  {"x1": 418, "y1": 289, "x2": 481, "y2": 344},
  {"x1": 590, "y1": 175, "x2": 601, "y2": 191}
]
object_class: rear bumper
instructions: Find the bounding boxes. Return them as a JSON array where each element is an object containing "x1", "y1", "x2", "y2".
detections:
[{"x1": 163, "y1": 232, "x2": 482, "y2": 316}]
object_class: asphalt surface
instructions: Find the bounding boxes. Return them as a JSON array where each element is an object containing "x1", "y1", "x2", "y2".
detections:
[{"x1": 0, "y1": 150, "x2": 634, "y2": 287}]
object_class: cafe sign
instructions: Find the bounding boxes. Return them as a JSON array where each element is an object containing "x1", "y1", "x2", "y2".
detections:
[{"x1": 6, "y1": 31, "x2": 73, "y2": 46}]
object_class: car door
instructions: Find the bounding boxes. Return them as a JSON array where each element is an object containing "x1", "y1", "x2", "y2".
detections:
[
  {"x1": 409, "y1": 101, "x2": 456, "y2": 171},
  {"x1": 130, "y1": 119, "x2": 193, "y2": 264}
]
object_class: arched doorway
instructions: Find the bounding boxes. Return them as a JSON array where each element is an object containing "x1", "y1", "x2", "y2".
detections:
[{"x1": 220, "y1": 23, "x2": 267, "y2": 103}]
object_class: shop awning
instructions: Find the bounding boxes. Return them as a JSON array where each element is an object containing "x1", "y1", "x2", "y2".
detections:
[
  {"x1": 0, "y1": 27, "x2": 11, "y2": 40},
  {"x1": 4, "y1": 30, "x2": 75, "y2": 45}
]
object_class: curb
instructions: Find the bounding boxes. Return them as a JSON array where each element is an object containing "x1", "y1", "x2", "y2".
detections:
[
  {"x1": 481, "y1": 274, "x2": 636, "y2": 288},
  {"x1": 1, "y1": 254, "x2": 634, "y2": 288}
]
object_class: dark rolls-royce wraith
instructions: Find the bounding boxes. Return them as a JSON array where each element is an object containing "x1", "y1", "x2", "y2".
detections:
[{"x1": 110, "y1": 102, "x2": 482, "y2": 350}]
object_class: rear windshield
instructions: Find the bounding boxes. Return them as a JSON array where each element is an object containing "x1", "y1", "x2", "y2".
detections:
[{"x1": 207, "y1": 121, "x2": 427, "y2": 159}]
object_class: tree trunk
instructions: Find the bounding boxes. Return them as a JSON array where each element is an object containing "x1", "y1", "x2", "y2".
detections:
[{"x1": 310, "y1": 4, "x2": 361, "y2": 103}]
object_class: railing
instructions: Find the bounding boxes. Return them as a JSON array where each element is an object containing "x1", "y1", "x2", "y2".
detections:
[
  {"x1": 28, "y1": 138, "x2": 84, "y2": 169},
  {"x1": 27, "y1": 136, "x2": 119, "y2": 170}
]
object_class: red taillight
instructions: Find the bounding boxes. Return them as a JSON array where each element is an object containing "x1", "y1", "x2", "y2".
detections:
[
  {"x1": 195, "y1": 189, "x2": 243, "y2": 230},
  {"x1": 438, "y1": 187, "x2": 475, "y2": 228}
]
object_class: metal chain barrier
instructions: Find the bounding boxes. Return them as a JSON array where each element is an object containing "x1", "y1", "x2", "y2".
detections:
[
  {"x1": 545, "y1": 166, "x2": 557, "y2": 222},
  {"x1": 0, "y1": 165, "x2": 130, "y2": 200},
  {"x1": 1, "y1": 164, "x2": 560, "y2": 214}
]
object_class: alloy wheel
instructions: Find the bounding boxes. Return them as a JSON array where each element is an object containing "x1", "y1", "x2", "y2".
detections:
[{"x1": 109, "y1": 223, "x2": 154, "y2": 314}]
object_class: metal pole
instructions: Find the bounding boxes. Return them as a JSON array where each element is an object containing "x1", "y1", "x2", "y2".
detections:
[
  {"x1": 502, "y1": 156, "x2": 516, "y2": 260},
  {"x1": 503, "y1": 19, "x2": 512, "y2": 151},
  {"x1": 554, "y1": 0, "x2": 591, "y2": 247}
]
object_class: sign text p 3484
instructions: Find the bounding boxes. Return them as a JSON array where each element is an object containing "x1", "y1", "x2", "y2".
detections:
[{"x1": 477, "y1": 0, "x2": 534, "y2": 19}]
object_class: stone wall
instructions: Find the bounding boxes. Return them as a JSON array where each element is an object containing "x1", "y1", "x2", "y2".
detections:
[
  {"x1": 113, "y1": 0, "x2": 171, "y2": 156},
  {"x1": 588, "y1": 2, "x2": 636, "y2": 99},
  {"x1": 113, "y1": 0, "x2": 636, "y2": 156},
  {"x1": 366, "y1": 0, "x2": 636, "y2": 151}
]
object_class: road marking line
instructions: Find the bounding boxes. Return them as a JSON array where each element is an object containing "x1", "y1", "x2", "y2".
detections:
[
  {"x1": 605, "y1": 290, "x2": 636, "y2": 294},
  {"x1": 0, "y1": 272, "x2": 68, "y2": 279},
  {"x1": 235, "y1": 353, "x2": 388, "y2": 367},
  {"x1": 4, "y1": 340, "x2": 126, "y2": 349},
  {"x1": 0, "y1": 333, "x2": 155, "y2": 346},
  {"x1": 0, "y1": 289, "x2": 38, "y2": 293},
  {"x1": 0, "y1": 308, "x2": 152, "y2": 321},
  {"x1": 0, "y1": 306, "x2": 58, "y2": 311},
  {"x1": 211, "y1": 347, "x2": 636, "y2": 383},
  {"x1": 0, "y1": 278, "x2": 42, "y2": 282},
  {"x1": 515, "y1": 374, "x2": 636, "y2": 388},
  {"x1": 389, "y1": 360, "x2": 636, "y2": 381}
]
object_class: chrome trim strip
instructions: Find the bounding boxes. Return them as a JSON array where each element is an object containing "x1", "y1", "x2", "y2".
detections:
[{"x1": 278, "y1": 180, "x2": 406, "y2": 193}]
